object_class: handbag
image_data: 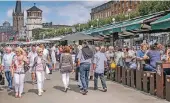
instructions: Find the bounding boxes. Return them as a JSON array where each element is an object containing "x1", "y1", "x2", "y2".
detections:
[
  {"x1": 45, "y1": 65, "x2": 50, "y2": 74},
  {"x1": 0, "y1": 72, "x2": 5, "y2": 85},
  {"x1": 60, "y1": 64, "x2": 73, "y2": 73},
  {"x1": 24, "y1": 61, "x2": 29, "y2": 73}
]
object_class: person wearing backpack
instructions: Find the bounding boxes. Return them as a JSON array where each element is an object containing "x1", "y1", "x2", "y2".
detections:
[{"x1": 77, "y1": 42, "x2": 93, "y2": 95}]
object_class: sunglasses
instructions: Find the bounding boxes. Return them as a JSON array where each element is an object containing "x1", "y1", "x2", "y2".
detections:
[{"x1": 38, "y1": 51, "x2": 43, "y2": 53}]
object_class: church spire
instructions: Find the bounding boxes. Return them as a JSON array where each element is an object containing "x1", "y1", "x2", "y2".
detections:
[{"x1": 15, "y1": 0, "x2": 22, "y2": 13}]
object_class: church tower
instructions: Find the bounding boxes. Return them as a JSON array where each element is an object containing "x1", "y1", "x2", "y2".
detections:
[
  {"x1": 26, "y1": 3, "x2": 42, "y2": 39},
  {"x1": 13, "y1": 0, "x2": 24, "y2": 32}
]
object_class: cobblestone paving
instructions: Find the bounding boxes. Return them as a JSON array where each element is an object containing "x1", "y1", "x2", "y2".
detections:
[{"x1": 0, "y1": 71, "x2": 169, "y2": 103}]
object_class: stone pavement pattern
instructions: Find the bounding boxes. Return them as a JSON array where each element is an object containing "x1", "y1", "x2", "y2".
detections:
[{"x1": 0, "y1": 71, "x2": 169, "y2": 103}]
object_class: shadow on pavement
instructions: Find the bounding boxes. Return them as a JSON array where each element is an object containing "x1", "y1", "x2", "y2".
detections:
[
  {"x1": 28, "y1": 89, "x2": 37, "y2": 95},
  {"x1": 25, "y1": 81, "x2": 33, "y2": 84},
  {"x1": 53, "y1": 86, "x2": 65, "y2": 92},
  {"x1": 70, "y1": 77, "x2": 77, "y2": 81}
]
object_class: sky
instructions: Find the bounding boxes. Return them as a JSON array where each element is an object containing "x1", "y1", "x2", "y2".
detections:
[{"x1": 0, "y1": 0, "x2": 109, "y2": 26}]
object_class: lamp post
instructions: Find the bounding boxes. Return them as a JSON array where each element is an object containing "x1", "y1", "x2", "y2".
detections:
[
  {"x1": 128, "y1": 9, "x2": 132, "y2": 20},
  {"x1": 91, "y1": 25, "x2": 93, "y2": 28},
  {"x1": 79, "y1": 24, "x2": 81, "y2": 32},
  {"x1": 112, "y1": 18, "x2": 115, "y2": 23},
  {"x1": 65, "y1": 28, "x2": 67, "y2": 35},
  {"x1": 97, "y1": 19, "x2": 99, "y2": 27}
]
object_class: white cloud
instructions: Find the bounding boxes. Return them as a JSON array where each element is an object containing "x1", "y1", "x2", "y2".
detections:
[
  {"x1": 54, "y1": 1, "x2": 110, "y2": 25},
  {"x1": 78, "y1": 1, "x2": 110, "y2": 8},
  {"x1": 7, "y1": 9, "x2": 13, "y2": 18},
  {"x1": 39, "y1": 5, "x2": 51, "y2": 14},
  {"x1": 55, "y1": 3, "x2": 91, "y2": 25}
]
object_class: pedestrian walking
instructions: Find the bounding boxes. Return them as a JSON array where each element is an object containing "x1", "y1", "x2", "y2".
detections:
[
  {"x1": 77, "y1": 42, "x2": 93, "y2": 95},
  {"x1": 1, "y1": 46, "x2": 15, "y2": 90},
  {"x1": 93, "y1": 46, "x2": 107, "y2": 92},
  {"x1": 12, "y1": 47, "x2": 29, "y2": 98},
  {"x1": 59, "y1": 46, "x2": 74, "y2": 92},
  {"x1": 28, "y1": 45, "x2": 37, "y2": 84},
  {"x1": 33, "y1": 48, "x2": 47, "y2": 96}
]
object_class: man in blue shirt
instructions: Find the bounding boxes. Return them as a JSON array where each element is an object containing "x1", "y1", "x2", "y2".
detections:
[
  {"x1": 93, "y1": 46, "x2": 107, "y2": 92},
  {"x1": 77, "y1": 42, "x2": 93, "y2": 95}
]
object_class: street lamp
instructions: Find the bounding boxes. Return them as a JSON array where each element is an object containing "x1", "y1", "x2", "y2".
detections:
[
  {"x1": 65, "y1": 28, "x2": 67, "y2": 35},
  {"x1": 97, "y1": 19, "x2": 99, "y2": 27},
  {"x1": 127, "y1": 9, "x2": 132, "y2": 20},
  {"x1": 79, "y1": 24, "x2": 81, "y2": 32},
  {"x1": 112, "y1": 18, "x2": 115, "y2": 23},
  {"x1": 91, "y1": 25, "x2": 93, "y2": 28}
]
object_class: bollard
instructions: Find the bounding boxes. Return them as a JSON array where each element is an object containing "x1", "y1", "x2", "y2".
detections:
[
  {"x1": 149, "y1": 72, "x2": 156, "y2": 95},
  {"x1": 118, "y1": 66, "x2": 122, "y2": 83},
  {"x1": 156, "y1": 61, "x2": 170, "y2": 99},
  {"x1": 136, "y1": 60, "x2": 143, "y2": 91},
  {"x1": 115, "y1": 66, "x2": 118, "y2": 82},
  {"x1": 122, "y1": 67, "x2": 127, "y2": 85},
  {"x1": 130, "y1": 69, "x2": 136, "y2": 88},
  {"x1": 143, "y1": 71, "x2": 150, "y2": 93},
  {"x1": 126, "y1": 69, "x2": 131, "y2": 86},
  {"x1": 166, "y1": 75, "x2": 170, "y2": 101}
]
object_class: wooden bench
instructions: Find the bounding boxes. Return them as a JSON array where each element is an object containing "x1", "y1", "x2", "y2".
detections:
[
  {"x1": 136, "y1": 60, "x2": 144, "y2": 91},
  {"x1": 117, "y1": 66, "x2": 122, "y2": 83},
  {"x1": 156, "y1": 62, "x2": 170, "y2": 99},
  {"x1": 130, "y1": 69, "x2": 136, "y2": 88},
  {"x1": 126, "y1": 69, "x2": 131, "y2": 86},
  {"x1": 143, "y1": 71, "x2": 151, "y2": 93},
  {"x1": 149, "y1": 72, "x2": 156, "y2": 95},
  {"x1": 122, "y1": 67, "x2": 127, "y2": 85},
  {"x1": 166, "y1": 75, "x2": 170, "y2": 101}
]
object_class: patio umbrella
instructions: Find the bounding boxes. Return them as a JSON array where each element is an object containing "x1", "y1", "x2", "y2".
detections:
[{"x1": 60, "y1": 32, "x2": 99, "y2": 41}]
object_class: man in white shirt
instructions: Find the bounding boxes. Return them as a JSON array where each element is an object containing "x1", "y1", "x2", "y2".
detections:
[
  {"x1": 2, "y1": 46, "x2": 15, "y2": 90},
  {"x1": 28, "y1": 45, "x2": 37, "y2": 84}
]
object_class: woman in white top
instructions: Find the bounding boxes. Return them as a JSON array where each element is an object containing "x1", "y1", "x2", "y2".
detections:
[
  {"x1": 11, "y1": 47, "x2": 29, "y2": 98},
  {"x1": 33, "y1": 48, "x2": 47, "y2": 96}
]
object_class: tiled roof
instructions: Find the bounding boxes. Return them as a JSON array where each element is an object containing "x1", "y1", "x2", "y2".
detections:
[{"x1": 27, "y1": 6, "x2": 42, "y2": 12}]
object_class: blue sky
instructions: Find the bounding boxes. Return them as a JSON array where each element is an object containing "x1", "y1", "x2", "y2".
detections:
[{"x1": 0, "y1": 0, "x2": 108, "y2": 26}]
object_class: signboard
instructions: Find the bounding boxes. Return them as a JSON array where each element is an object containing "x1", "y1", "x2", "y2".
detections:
[{"x1": 121, "y1": 27, "x2": 126, "y2": 31}]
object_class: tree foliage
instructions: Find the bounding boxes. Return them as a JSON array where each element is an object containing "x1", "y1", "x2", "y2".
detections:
[
  {"x1": 32, "y1": 27, "x2": 73, "y2": 40},
  {"x1": 33, "y1": 1, "x2": 170, "y2": 40},
  {"x1": 138, "y1": 1, "x2": 170, "y2": 16}
]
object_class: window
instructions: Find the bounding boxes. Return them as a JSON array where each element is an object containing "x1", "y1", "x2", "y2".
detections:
[
  {"x1": 130, "y1": 0, "x2": 132, "y2": 6},
  {"x1": 126, "y1": 2, "x2": 129, "y2": 8},
  {"x1": 122, "y1": 2, "x2": 124, "y2": 8}
]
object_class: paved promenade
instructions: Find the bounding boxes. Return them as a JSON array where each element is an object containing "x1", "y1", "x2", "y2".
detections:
[{"x1": 0, "y1": 71, "x2": 169, "y2": 103}]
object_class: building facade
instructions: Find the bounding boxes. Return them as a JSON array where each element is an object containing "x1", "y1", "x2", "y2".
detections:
[
  {"x1": 26, "y1": 3, "x2": 42, "y2": 40},
  {"x1": 42, "y1": 22, "x2": 72, "y2": 28},
  {"x1": 91, "y1": 1, "x2": 140, "y2": 20},
  {"x1": 0, "y1": 21, "x2": 17, "y2": 42},
  {"x1": 13, "y1": 0, "x2": 24, "y2": 32}
]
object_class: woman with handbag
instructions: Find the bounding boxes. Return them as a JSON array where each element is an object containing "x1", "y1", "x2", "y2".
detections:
[
  {"x1": 59, "y1": 46, "x2": 74, "y2": 92},
  {"x1": 33, "y1": 48, "x2": 47, "y2": 96},
  {"x1": 11, "y1": 47, "x2": 29, "y2": 98}
]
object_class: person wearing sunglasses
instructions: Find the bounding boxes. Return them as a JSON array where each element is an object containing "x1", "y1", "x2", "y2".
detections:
[
  {"x1": 11, "y1": 47, "x2": 29, "y2": 98},
  {"x1": 33, "y1": 48, "x2": 47, "y2": 96}
]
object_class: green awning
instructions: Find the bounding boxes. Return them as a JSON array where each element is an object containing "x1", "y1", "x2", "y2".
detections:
[
  {"x1": 119, "y1": 14, "x2": 158, "y2": 31},
  {"x1": 151, "y1": 13, "x2": 170, "y2": 30}
]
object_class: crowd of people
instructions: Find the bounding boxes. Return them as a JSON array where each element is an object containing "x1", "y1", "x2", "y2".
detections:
[{"x1": 0, "y1": 41, "x2": 170, "y2": 98}]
